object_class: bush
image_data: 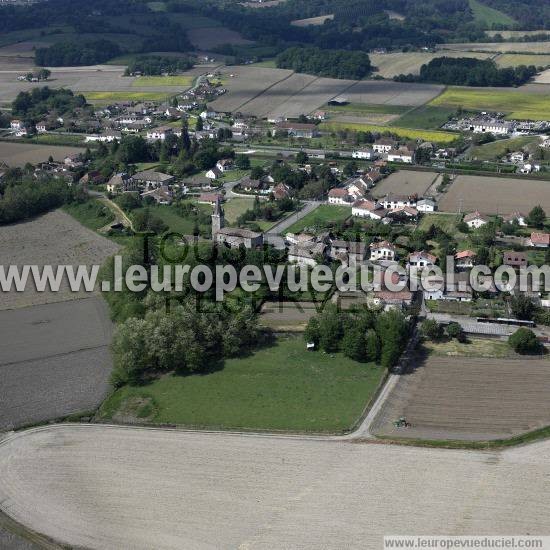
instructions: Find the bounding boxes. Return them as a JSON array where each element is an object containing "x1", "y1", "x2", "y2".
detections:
[
  {"x1": 421, "y1": 319, "x2": 445, "y2": 341},
  {"x1": 446, "y1": 322, "x2": 466, "y2": 342},
  {"x1": 508, "y1": 328, "x2": 542, "y2": 355}
]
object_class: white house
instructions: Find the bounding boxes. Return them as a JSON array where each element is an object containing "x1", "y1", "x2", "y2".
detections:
[
  {"x1": 216, "y1": 158, "x2": 234, "y2": 172},
  {"x1": 416, "y1": 198, "x2": 436, "y2": 212},
  {"x1": 503, "y1": 211, "x2": 527, "y2": 226},
  {"x1": 205, "y1": 167, "x2": 223, "y2": 180},
  {"x1": 373, "y1": 138, "x2": 396, "y2": 154},
  {"x1": 146, "y1": 126, "x2": 174, "y2": 141},
  {"x1": 328, "y1": 188, "x2": 353, "y2": 205},
  {"x1": 387, "y1": 147, "x2": 414, "y2": 164},
  {"x1": 380, "y1": 194, "x2": 417, "y2": 209},
  {"x1": 352, "y1": 200, "x2": 385, "y2": 220},
  {"x1": 470, "y1": 119, "x2": 512, "y2": 135},
  {"x1": 408, "y1": 250, "x2": 437, "y2": 268},
  {"x1": 370, "y1": 240, "x2": 396, "y2": 261},
  {"x1": 455, "y1": 250, "x2": 476, "y2": 269},
  {"x1": 463, "y1": 210, "x2": 489, "y2": 229},
  {"x1": 352, "y1": 149, "x2": 378, "y2": 160},
  {"x1": 509, "y1": 151, "x2": 525, "y2": 164}
]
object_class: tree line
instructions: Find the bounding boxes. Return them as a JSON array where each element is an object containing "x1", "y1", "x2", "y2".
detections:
[
  {"x1": 395, "y1": 57, "x2": 537, "y2": 87},
  {"x1": 124, "y1": 55, "x2": 194, "y2": 76},
  {"x1": 35, "y1": 39, "x2": 122, "y2": 67},
  {"x1": 12, "y1": 87, "x2": 87, "y2": 121},
  {"x1": 305, "y1": 304, "x2": 410, "y2": 369},
  {"x1": 276, "y1": 46, "x2": 372, "y2": 80}
]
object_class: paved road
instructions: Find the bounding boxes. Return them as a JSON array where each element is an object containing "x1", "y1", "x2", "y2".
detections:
[{"x1": 1, "y1": 424, "x2": 549, "y2": 550}]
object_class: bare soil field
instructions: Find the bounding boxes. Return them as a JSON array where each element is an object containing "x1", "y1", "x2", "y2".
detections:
[
  {"x1": 439, "y1": 174, "x2": 550, "y2": 215},
  {"x1": 236, "y1": 72, "x2": 318, "y2": 117},
  {"x1": 333, "y1": 113, "x2": 401, "y2": 125},
  {"x1": 259, "y1": 300, "x2": 319, "y2": 331},
  {"x1": 0, "y1": 209, "x2": 119, "y2": 309},
  {"x1": 372, "y1": 354, "x2": 550, "y2": 441},
  {"x1": 0, "y1": 142, "x2": 85, "y2": 167},
  {"x1": 370, "y1": 51, "x2": 493, "y2": 78},
  {"x1": 187, "y1": 27, "x2": 254, "y2": 50},
  {"x1": 1, "y1": 424, "x2": 550, "y2": 549},
  {"x1": 0, "y1": 298, "x2": 114, "y2": 431},
  {"x1": 208, "y1": 66, "x2": 293, "y2": 113},
  {"x1": 339, "y1": 80, "x2": 444, "y2": 107},
  {"x1": 439, "y1": 42, "x2": 550, "y2": 54},
  {"x1": 371, "y1": 170, "x2": 439, "y2": 198}
]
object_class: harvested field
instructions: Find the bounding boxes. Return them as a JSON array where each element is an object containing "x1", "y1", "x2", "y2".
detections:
[
  {"x1": 0, "y1": 298, "x2": 114, "y2": 431},
  {"x1": 371, "y1": 170, "x2": 439, "y2": 198},
  {"x1": 187, "y1": 27, "x2": 253, "y2": 50},
  {"x1": 290, "y1": 14, "x2": 334, "y2": 27},
  {"x1": 439, "y1": 174, "x2": 550, "y2": 215},
  {"x1": 0, "y1": 65, "x2": 197, "y2": 104},
  {"x1": 332, "y1": 113, "x2": 401, "y2": 125},
  {"x1": 535, "y1": 69, "x2": 550, "y2": 84},
  {"x1": 439, "y1": 42, "x2": 550, "y2": 54},
  {"x1": 370, "y1": 51, "x2": 493, "y2": 79},
  {"x1": 208, "y1": 66, "x2": 293, "y2": 113},
  {"x1": 0, "y1": 209, "x2": 119, "y2": 309},
  {"x1": 1, "y1": 424, "x2": 550, "y2": 549},
  {"x1": 496, "y1": 54, "x2": 550, "y2": 68},
  {"x1": 339, "y1": 80, "x2": 444, "y2": 107},
  {"x1": 0, "y1": 40, "x2": 48, "y2": 57},
  {"x1": 0, "y1": 142, "x2": 85, "y2": 167},
  {"x1": 372, "y1": 354, "x2": 550, "y2": 441}
]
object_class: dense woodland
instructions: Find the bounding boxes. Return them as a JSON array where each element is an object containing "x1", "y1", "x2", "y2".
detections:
[
  {"x1": 395, "y1": 57, "x2": 538, "y2": 86},
  {"x1": 12, "y1": 88, "x2": 88, "y2": 122},
  {"x1": 124, "y1": 55, "x2": 194, "y2": 76},
  {"x1": 276, "y1": 47, "x2": 372, "y2": 80},
  {"x1": 35, "y1": 40, "x2": 122, "y2": 67}
]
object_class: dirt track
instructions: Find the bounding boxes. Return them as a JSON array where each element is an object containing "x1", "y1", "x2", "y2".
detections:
[{"x1": 0, "y1": 424, "x2": 549, "y2": 549}]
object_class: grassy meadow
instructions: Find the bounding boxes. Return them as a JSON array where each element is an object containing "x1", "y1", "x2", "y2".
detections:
[
  {"x1": 98, "y1": 335, "x2": 385, "y2": 433},
  {"x1": 285, "y1": 205, "x2": 351, "y2": 234}
]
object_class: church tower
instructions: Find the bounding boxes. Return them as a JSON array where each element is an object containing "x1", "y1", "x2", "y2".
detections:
[{"x1": 211, "y1": 197, "x2": 225, "y2": 240}]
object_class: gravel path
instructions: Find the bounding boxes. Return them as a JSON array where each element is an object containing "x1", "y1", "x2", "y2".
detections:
[{"x1": 0, "y1": 424, "x2": 549, "y2": 550}]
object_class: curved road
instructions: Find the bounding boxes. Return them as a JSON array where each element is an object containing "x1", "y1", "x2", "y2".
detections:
[{"x1": 1, "y1": 424, "x2": 550, "y2": 549}]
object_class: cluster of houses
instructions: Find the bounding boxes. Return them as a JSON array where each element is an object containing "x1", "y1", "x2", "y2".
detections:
[
  {"x1": 443, "y1": 113, "x2": 550, "y2": 136},
  {"x1": 105, "y1": 169, "x2": 178, "y2": 204}
]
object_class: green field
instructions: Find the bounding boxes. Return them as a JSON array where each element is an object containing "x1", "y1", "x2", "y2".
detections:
[
  {"x1": 147, "y1": 1, "x2": 166, "y2": 11},
  {"x1": 417, "y1": 213, "x2": 462, "y2": 233},
  {"x1": 84, "y1": 91, "x2": 172, "y2": 102},
  {"x1": 320, "y1": 121, "x2": 458, "y2": 144},
  {"x1": 285, "y1": 204, "x2": 351, "y2": 234},
  {"x1": 324, "y1": 103, "x2": 410, "y2": 116},
  {"x1": 62, "y1": 200, "x2": 114, "y2": 232},
  {"x1": 98, "y1": 335, "x2": 385, "y2": 433},
  {"x1": 223, "y1": 197, "x2": 256, "y2": 224},
  {"x1": 392, "y1": 105, "x2": 457, "y2": 130},
  {"x1": 430, "y1": 87, "x2": 550, "y2": 120},
  {"x1": 132, "y1": 204, "x2": 210, "y2": 234},
  {"x1": 250, "y1": 59, "x2": 278, "y2": 68},
  {"x1": 469, "y1": 0, "x2": 516, "y2": 27},
  {"x1": 132, "y1": 75, "x2": 194, "y2": 87},
  {"x1": 471, "y1": 136, "x2": 539, "y2": 161}
]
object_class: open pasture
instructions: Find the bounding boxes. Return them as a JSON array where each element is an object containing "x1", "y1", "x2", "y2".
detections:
[
  {"x1": 439, "y1": 174, "x2": 550, "y2": 215},
  {"x1": 372, "y1": 353, "x2": 550, "y2": 441},
  {"x1": 132, "y1": 75, "x2": 194, "y2": 87},
  {"x1": 370, "y1": 51, "x2": 493, "y2": 78},
  {"x1": 469, "y1": 0, "x2": 516, "y2": 26},
  {"x1": 486, "y1": 30, "x2": 550, "y2": 39},
  {"x1": 372, "y1": 171, "x2": 439, "y2": 198},
  {"x1": 430, "y1": 87, "x2": 550, "y2": 120},
  {"x1": 187, "y1": 27, "x2": 254, "y2": 50}
]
